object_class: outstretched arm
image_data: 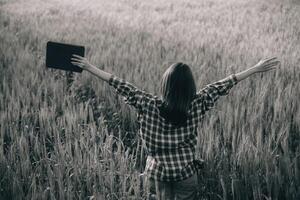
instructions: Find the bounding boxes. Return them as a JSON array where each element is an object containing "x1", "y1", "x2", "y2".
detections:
[
  {"x1": 71, "y1": 54, "x2": 112, "y2": 82},
  {"x1": 235, "y1": 57, "x2": 280, "y2": 82},
  {"x1": 195, "y1": 57, "x2": 280, "y2": 114},
  {"x1": 71, "y1": 54, "x2": 154, "y2": 112}
]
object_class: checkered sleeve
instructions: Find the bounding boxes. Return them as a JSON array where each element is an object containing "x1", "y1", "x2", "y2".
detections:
[
  {"x1": 108, "y1": 75, "x2": 153, "y2": 112},
  {"x1": 195, "y1": 74, "x2": 238, "y2": 113}
]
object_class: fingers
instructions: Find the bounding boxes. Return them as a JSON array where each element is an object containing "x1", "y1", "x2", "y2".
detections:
[
  {"x1": 266, "y1": 66, "x2": 277, "y2": 72},
  {"x1": 71, "y1": 55, "x2": 89, "y2": 64},
  {"x1": 71, "y1": 55, "x2": 84, "y2": 61},
  {"x1": 264, "y1": 64, "x2": 279, "y2": 71},
  {"x1": 260, "y1": 57, "x2": 280, "y2": 69},
  {"x1": 264, "y1": 62, "x2": 280, "y2": 71},
  {"x1": 71, "y1": 55, "x2": 85, "y2": 62},
  {"x1": 264, "y1": 57, "x2": 277, "y2": 62},
  {"x1": 71, "y1": 57, "x2": 87, "y2": 64},
  {"x1": 266, "y1": 60, "x2": 280, "y2": 65},
  {"x1": 70, "y1": 54, "x2": 89, "y2": 69},
  {"x1": 71, "y1": 57, "x2": 81, "y2": 62},
  {"x1": 264, "y1": 57, "x2": 280, "y2": 66},
  {"x1": 265, "y1": 60, "x2": 280, "y2": 68},
  {"x1": 267, "y1": 65, "x2": 277, "y2": 69},
  {"x1": 71, "y1": 61, "x2": 83, "y2": 68},
  {"x1": 71, "y1": 61, "x2": 80, "y2": 66},
  {"x1": 72, "y1": 54, "x2": 84, "y2": 59}
]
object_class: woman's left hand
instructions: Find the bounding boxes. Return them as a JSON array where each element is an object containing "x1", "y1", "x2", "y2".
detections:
[
  {"x1": 251, "y1": 57, "x2": 280, "y2": 73},
  {"x1": 71, "y1": 54, "x2": 92, "y2": 70}
]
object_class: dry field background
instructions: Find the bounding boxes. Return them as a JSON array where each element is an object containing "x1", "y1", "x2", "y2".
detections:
[{"x1": 0, "y1": 0, "x2": 300, "y2": 199}]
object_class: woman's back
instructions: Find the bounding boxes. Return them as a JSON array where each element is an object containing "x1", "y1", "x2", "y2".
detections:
[
  {"x1": 140, "y1": 96, "x2": 200, "y2": 181},
  {"x1": 108, "y1": 73, "x2": 238, "y2": 181}
]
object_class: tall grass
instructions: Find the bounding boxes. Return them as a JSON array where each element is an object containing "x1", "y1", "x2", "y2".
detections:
[{"x1": 0, "y1": 0, "x2": 299, "y2": 199}]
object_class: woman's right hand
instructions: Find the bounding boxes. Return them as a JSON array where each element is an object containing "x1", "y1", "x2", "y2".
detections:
[{"x1": 251, "y1": 57, "x2": 280, "y2": 73}]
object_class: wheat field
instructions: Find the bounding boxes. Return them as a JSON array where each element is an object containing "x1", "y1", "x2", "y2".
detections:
[{"x1": 0, "y1": 0, "x2": 299, "y2": 199}]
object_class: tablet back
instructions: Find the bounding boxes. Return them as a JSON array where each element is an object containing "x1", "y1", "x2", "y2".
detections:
[{"x1": 46, "y1": 41, "x2": 85, "y2": 73}]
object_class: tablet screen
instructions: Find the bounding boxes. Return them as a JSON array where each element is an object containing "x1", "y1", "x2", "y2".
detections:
[{"x1": 46, "y1": 41, "x2": 85, "y2": 73}]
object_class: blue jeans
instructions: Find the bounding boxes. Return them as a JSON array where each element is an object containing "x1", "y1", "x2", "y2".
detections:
[{"x1": 145, "y1": 173, "x2": 198, "y2": 200}]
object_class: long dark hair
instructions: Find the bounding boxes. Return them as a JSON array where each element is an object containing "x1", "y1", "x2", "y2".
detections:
[{"x1": 159, "y1": 62, "x2": 196, "y2": 126}]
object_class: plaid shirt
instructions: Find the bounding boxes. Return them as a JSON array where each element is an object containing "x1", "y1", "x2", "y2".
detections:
[{"x1": 108, "y1": 74, "x2": 238, "y2": 181}]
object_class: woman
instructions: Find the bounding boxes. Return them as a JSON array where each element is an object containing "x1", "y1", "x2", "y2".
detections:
[{"x1": 71, "y1": 55, "x2": 279, "y2": 200}]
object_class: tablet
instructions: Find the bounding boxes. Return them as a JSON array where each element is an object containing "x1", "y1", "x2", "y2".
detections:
[{"x1": 46, "y1": 41, "x2": 85, "y2": 73}]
